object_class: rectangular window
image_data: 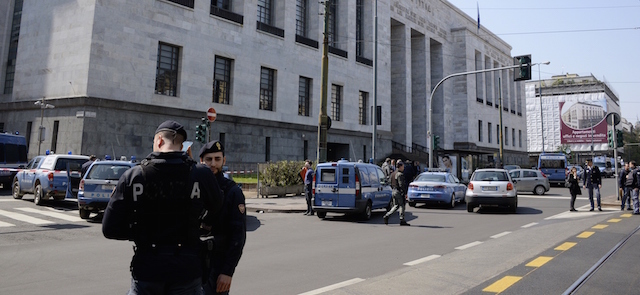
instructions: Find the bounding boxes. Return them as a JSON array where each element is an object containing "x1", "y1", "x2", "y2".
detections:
[
  {"x1": 219, "y1": 133, "x2": 226, "y2": 148},
  {"x1": 155, "y1": 42, "x2": 180, "y2": 96},
  {"x1": 331, "y1": 84, "x2": 342, "y2": 121},
  {"x1": 296, "y1": 0, "x2": 307, "y2": 37},
  {"x1": 51, "y1": 120, "x2": 60, "y2": 153},
  {"x1": 257, "y1": 0, "x2": 272, "y2": 25},
  {"x1": 213, "y1": 56, "x2": 233, "y2": 104},
  {"x1": 496, "y1": 124, "x2": 500, "y2": 145},
  {"x1": 4, "y1": 0, "x2": 23, "y2": 94},
  {"x1": 363, "y1": 145, "x2": 367, "y2": 161},
  {"x1": 211, "y1": 0, "x2": 230, "y2": 10},
  {"x1": 356, "y1": 0, "x2": 364, "y2": 57},
  {"x1": 26, "y1": 121, "x2": 32, "y2": 149},
  {"x1": 475, "y1": 51, "x2": 483, "y2": 103},
  {"x1": 328, "y1": 0, "x2": 338, "y2": 47},
  {"x1": 303, "y1": 140, "x2": 308, "y2": 160},
  {"x1": 210, "y1": 0, "x2": 244, "y2": 24},
  {"x1": 504, "y1": 126, "x2": 508, "y2": 145},
  {"x1": 259, "y1": 67, "x2": 275, "y2": 111},
  {"x1": 478, "y1": 120, "x2": 483, "y2": 142},
  {"x1": 298, "y1": 76, "x2": 311, "y2": 116},
  {"x1": 512, "y1": 128, "x2": 516, "y2": 147},
  {"x1": 359, "y1": 91, "x2": 368, "y2": 125},
  {"x1": 166, "y1": 0, "x2": 194, "y2": 8},
  {"x1": 488, "y1": 122, "x2": 492, "y2": 143},
  {"x1": 519, "y1": 130, "x2": 522, "y2": 147},
  {"x1": 0, "y1": 122, "x2": 4, "y2": 133},
  {"x1": 265, "y1": 137, "x2": 271, "y2": 162}
]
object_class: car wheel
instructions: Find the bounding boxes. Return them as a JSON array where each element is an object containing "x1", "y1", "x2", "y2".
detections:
[
  {"x1": 467, "y1": 202, "x2": 475, "y2": 213},
  {"x1": 361, "y1": 202, "x2": 372, "y2": 220},
  {"x1": 449, "y1": 194, "x2": 456, "y2": 208},
  {"x1": 408, "y1": 201, "x2": 416, "y2": 207},
  {"x1": 533, "y1": 185, "x2": 546, "y2": 195},
  {"x1": 34, "y1": 183, "x2": 43, "y2": 205},
  {"x1": 317, "y1": 211, "x2": 326, "y2": 219},
  {"x1": 510, "y1": 202, "x2": 518, "y2": 213},
  {"x1": 12, "y1": 180, "x2": 24, "y2": 199},
  {"x1": 79, "y1": 208, "x2": 90, "y2": 219}
]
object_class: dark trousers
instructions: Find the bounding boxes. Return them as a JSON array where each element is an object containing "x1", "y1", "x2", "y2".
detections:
[
  {"x1": 570, "y1": 193, "x2": 577, "y2": 210},
  {"x1": 202, "y1": 272, "x2": 229, "y2": 295},
  {"x1": 623, "y1": 187, "x2": 633, "y2": 209},
  {"x1": 128, "y1": 277, "x2": 202, "y2": 295},
  {"x1": 305, "y1": 184, "x2": 313, "y2": 213}
]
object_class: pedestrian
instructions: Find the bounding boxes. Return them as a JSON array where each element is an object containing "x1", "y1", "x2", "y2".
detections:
[
  {"x1": 631, "y1": 161, "x2": 640, "y2": 215},
  {"x1": 102, "y1": 120, "x2": 224, "y2": 295},
  {"x1": 620, "y1": 163, "x2": 633, "y2": 211},
  {"x1": 414, "y1": 161, "x2": 421, "y2": 175},
  {"x1": 567, "y1": 167, "x2": 581, "y2": 211},
  {"x1": 303, "y1": 160, "x2": 314, "y2": 216},
  {"x1": 81, "y1": 155, "x2": 97, "y2": 177},
  {"x1": 383, "y1": 160, "x2": 410, "y2": 226},
  {"x1": 199, "y1": 140, "x2": 247, "y2": 295},
  {"x1": 381, "y1": 158, "x2": 391, "y2": 181},
  {"x1": 390, "y1": 159, "x2": 396, "y2": 172},
  {"x1": 582, "y1": 159, "x2": 602, "y2": 211}
]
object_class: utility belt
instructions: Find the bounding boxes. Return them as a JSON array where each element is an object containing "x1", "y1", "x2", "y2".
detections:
[{"x1": 133, "y1": 243, "x2": 200, "y2": 256}]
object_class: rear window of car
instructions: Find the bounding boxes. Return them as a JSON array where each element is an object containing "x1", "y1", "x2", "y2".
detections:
[
  {"x1": 319, "y1": 168, "x2": 337, "y2": 183},
  {"x1": 416, "y1": 174, "x2": 446, "y2": 182},
  {"x1": 87, "y1": 164, "x2": 132, "y2": 180},
  {"x1": 523, "y1": 171, "x2": 538, "y2": 178},
  {"x1": 472, "y1": 171, "x2": 509, "y2": 181},
  {"x1": 54, "y1": 158, "x2": 89, "y2": 171}
]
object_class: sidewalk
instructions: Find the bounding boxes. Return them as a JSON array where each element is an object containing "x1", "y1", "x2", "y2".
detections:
[{"x1": 242, "y1": 187, "x2": 623, "y2": 214}]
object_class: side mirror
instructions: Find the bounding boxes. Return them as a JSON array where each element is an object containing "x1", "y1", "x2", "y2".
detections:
[{"x1": 512, "y1": 180, "x2": 518, "y2": 184}]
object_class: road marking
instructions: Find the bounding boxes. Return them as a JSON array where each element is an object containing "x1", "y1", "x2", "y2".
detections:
[
  {"x1": 483, "y1": 276, "x2": 522, "y2": 293},
  {"x1": 298, "y1": 278, "x2": 365, "y2": 295},
  {"x1": 455, "y1": 241, "x2": 483, "y2": 250},
  {"x1": 526, "y1": 256, "x2": 553, "y2": 268},
  {"x1": 491, "y1": 231, "x2": 511, "y2": 239},
  {"x1": 0, "y1": 199, "x2": 20, "y2": 202},
  {"x1": 555, "y1": 242, "x2": 577, "y2": 251},
  {"x1": 15, "y1": 208, "x2": 82, "y2": 222},
  {"x1": 0, "y1": 209, "x2": 53, "y2": 225},
  {"x1": 521, "y1": 222, "x2": 538, "y2": 228},
  {"x1": 404, "y1": 255, "x2": 441, "y2": 266},
  {"x1": 621, "y1": 214, "x2": 632, "y2": 218},
  {"x1": 0, "y1": 220, "x2": 15, "y2": 227},
  {"x1": 608, "y1": 218, "x2": 622, "y2": 223},
  {"x1": 577, "y1": 231, "x2": 594, "y2": 238},
  {"x1": 592, "y1": 224, "x2": 608, "y2": 229}
]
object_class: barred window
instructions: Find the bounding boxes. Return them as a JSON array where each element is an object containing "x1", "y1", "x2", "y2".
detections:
[
  {"x1": 331, "y1": 84, "x2": 342, "y2": 121},
  {"x1": 355, "y1": 0, "x2": 363, "y2": 57},
  {"x1": 298, "y1": 76, "x2": 311, "y2": 116},
  {"x1": 166, "y1": 0, "x2": 194, "y2": 8},
  {"x1": 488, "y1": 122, "x2": 492, "y2": 143},
  {"x1": 211, "y1": 0, "x2": 230, "y2": 10},
  {"x1": 478, "y1": 120, "x2": 483, "y2": 142},
  {"x1": 213, "y1": 56, "x2": 232, "y2": 104},
  {"x1": 328, "y1": 0, "x2": 338, "y2": 46},
  {"x1": 259, "y1": 67, "x2": 275, "y2": 111},
  {"x1": 359, "y1": 91, "x2": 368, "y2": 125},
  {"x1": 296, "y1": 0, "x2": 307, "y2": 37},
  {"x1": 257, "y1": 0, "x2": 272, "y2": 24},
  {"x1": 155, "y1": 42, "x2": 180, "y2": 96}
]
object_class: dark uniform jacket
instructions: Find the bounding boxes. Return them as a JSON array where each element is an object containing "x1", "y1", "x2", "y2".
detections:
[
  {"x1": 209, "y1": 173, "x2": 247, "y2": 278},
  {"x1": 583, "y1": 165, "x2": 601, "y2": 187},
  {"x1": 102, "y1": 151, "x2": 223, "y2": 282}
]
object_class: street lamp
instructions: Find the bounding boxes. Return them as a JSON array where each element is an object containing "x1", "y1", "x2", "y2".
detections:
[
  {"x1": 538, "y1": 61, "x2": 550, "y2": 153},
  {"x1": 34, "y1": 98, "x2": 55, "y2": 155}
]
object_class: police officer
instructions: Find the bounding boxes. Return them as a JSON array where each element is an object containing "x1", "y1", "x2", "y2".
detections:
[
  {"x1": 583, "y1": 159, "x2": 602, "y2": 211},
  {"x1": 383, "y1": 160, "x2": 410, "y2": 226},
  {"x1": 103, "y1": 120, "x2": 223, "y2": 295},
  {"x1": 199, "y1": 140, "x2": 247, "y2": 295}
]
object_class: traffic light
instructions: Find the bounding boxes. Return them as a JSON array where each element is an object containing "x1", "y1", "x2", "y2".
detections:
[
  {"x1": 607, "y1": 130, "x2": 614, "y2": 148},
  {"x1": 432, "y1": 135, "x2": 441, "y2": 150},
  {"x1": 616, "y1": 130, "x2": 624, "y2": 148},
  {"x1": 195, "y1": 117, "x2": 208, "y2": 144},
  {"x1": 513, "y1": 54, "x2": 532, "y2": 81}
]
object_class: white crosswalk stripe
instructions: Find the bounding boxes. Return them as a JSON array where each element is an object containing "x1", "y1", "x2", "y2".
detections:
[
  {"x1": 0, "y1": 209, "x2": 54, "y2": 225},
  {"x1": 0, "y1": 220, "x2": 15, "y2": 227},
  {"x1": 16, "y1": 207, "x2": 82, "y2": 222}
]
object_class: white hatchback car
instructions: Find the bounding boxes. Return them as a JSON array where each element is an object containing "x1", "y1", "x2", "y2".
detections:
[{"x1": 465, "y1": 169, "x2": 517, "y2": 213}]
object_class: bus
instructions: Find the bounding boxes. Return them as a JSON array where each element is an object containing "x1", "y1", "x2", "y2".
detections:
[
  {"x1": 0, "y1": 133, "x2": 28, "y2": 188},
  {"x1": 537, "y1": 153, "x2": 568, "y2": 186}
]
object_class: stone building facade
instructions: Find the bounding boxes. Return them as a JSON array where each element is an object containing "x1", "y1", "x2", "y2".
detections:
[{"x1": 0, "y1": 0, "x2": 528, "y2": 172}]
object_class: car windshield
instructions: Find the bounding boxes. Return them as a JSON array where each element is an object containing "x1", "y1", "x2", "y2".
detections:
[
  {"x1": 415, "y1": 174, "x2": 446, "y2": 182},
  {"x1": 472, "y1": 171, "x2": 509, "y2": 181},
  {"x1": 87, "y1": 164, "x2": 131, "y2": 180},
  {"x1": 55, "y1": 158, "x2": 89, "y2": 171}
]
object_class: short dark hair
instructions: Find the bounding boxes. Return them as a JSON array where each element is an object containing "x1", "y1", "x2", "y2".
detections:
[
  {"x1": 396, "y1": 160, "x2": 404, "y2": 168},
  {"x1": 630, "y1": 161, "x2": 636, "y2": 166}
]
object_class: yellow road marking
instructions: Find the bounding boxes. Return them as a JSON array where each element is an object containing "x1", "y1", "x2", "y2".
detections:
[
  {"x1": 608, "y1": 219, "x2": 622, "y2": 223},
  {"x1": 555, "y1": 242, "x2": 577, "y2": 251},
  {"x1": 526, "y1": 256, "x2": 553, "y2": 268},
  {"x1": 592, "y1": 224, "x2": 608, "y2": 229},
  {"x1": 577, "y1": 231, "x2": 594, "y2": 238},
  {"x1": 483, "y1": 276, "x2": 522, "y2": 293},
  {"x1": 621, "y1": 214, "x2": 632, "y2": 218}
]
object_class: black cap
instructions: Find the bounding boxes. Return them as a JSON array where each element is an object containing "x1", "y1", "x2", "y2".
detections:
[
  {"x1": 155, "y1": 120, "x2": 187, "y2": 141},
  {"x1": 199, "y1": 140, "x2": 224, "y2": 158}
]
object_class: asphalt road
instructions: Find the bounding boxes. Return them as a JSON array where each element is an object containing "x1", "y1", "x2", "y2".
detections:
[{"x1": 0, "y1": 177, "x2": 636, "y2": 295}]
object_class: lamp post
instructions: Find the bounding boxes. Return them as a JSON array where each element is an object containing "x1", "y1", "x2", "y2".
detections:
[
  {"x1": 538, "y1": 61, "x2": 550, "y2": 153},
  {"x1": 34, "y1": 97, "x2": 55, "y2": 155}
]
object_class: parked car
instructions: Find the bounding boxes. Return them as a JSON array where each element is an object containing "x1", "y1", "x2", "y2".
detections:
[
  {"x1": 12, "y1": 154, "x2": 90, "y2": 205},
  {"x1": 0, "y1": 133, "x2": 28, "y2": 189},
  {"x1": 313, "y1": 160, "x2": 392, "y2": 220},
  {"x1": 503, "y1": 165, "x2": 521, "y2": 171},
  {"x1": 537, "y1": 153, "x2": 568, "y2": 186},
  {"x1": 77, "y1": 160, "x2": 136, "y2": 219},
  {"x1": 594, "y1": 162, "x2": 614, "y2": 178},
  {"x1": 407, "y1": 171, "x2": 467, "y2": 208},
  {"x1": 465, "y1": 169, "x2": 517, "y2": 213},
  {"x1": 508, "y1": 169, "x2": 550, "y2": 195}
]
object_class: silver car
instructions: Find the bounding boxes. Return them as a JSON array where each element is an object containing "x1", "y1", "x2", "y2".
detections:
[
  {"x1": 509, "y1": 169, "x2": 550, "y2": 195},
  {"x1": 465, "y1": 169, "x2": 517, "y2": 213}
]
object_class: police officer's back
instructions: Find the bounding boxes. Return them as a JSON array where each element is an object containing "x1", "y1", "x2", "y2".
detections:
[{"x1": 102, "y1": 120, "x2": 223, "y2": 294}]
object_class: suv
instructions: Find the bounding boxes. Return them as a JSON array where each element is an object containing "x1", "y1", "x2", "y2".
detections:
[
  {"x1": 465, "y1": 169, "x2": 517, "y2": 213},
  {"x1": 12, "y1": 154, "x2": 89, "y2": 205},
  {"x1": 313, "y1": 160, "x2": 392, "y2": 220},
  {"x1": 508, "y1": 169, "x2": 549, "y2": 195}
]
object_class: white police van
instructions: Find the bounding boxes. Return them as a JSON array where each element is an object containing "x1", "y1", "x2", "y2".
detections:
[{"x1": 313, "y1": 160, "x2": 392, "y2": 220}]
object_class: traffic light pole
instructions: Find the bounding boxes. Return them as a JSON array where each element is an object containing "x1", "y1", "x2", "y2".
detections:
[
  {"x1": 612, "y1": 124, "x2": 619, "y2": 201},
  {"x1": 317, "y1": 0, "x2": 330, "y2": 164}
]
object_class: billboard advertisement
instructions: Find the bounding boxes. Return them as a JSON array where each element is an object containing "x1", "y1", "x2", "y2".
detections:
[{"x1": 559, "y1": 96, "x2": 607, "y2": 144}]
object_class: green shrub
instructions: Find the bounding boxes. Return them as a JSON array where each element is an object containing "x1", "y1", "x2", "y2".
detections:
[{"x1": 260, "y1": 160, "x2": 306, "y2": 187}]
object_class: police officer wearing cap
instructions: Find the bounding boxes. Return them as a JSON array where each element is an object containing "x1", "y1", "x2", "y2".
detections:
[
  {"x1": 199, "y1": 140, "x2": 247, "y2": 295},
  {"x1": 103, "y1": 120, "x2": 224, "y2": 295}
]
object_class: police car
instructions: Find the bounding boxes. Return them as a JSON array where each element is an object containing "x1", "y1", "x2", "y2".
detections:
[
  {"x1": 77, "y1": 160, "x2": 137, "y2": 219},
  {"x1": 313, "y1": 160, "x2": 392, "y2": 220}
]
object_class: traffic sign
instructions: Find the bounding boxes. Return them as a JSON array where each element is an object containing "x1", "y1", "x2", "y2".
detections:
[{"x1": 207, "y1": 107, "x2": 217, "y2": 122}]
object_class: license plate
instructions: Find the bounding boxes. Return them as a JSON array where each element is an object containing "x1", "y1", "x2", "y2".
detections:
[
  {"x1": 321, "y1": 200, "x2": 332, "y2": 206},
  {"x1": 421, "y1": 194, "x2": 430, "y2": 198},
  {"x1": 482, "y1": 186, "x2": 498, "y2": 191},
  {"x1": 102, "y1": 185, "x2": 115, "y2": 191}
]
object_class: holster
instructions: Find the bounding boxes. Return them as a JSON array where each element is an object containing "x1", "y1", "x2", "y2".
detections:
[{"x1": 200, "y1": 236, "x2": 215, "y2": 285}]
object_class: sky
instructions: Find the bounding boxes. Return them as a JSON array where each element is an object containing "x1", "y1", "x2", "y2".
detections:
[{"x1": 446, "y1": 0, "x2": 640, "y2": 123}]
